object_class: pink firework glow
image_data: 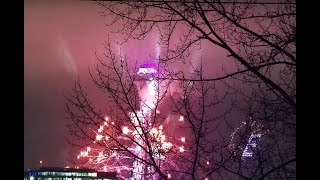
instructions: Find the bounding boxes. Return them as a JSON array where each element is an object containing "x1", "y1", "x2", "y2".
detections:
[{"x1": 76, "y1": 65, "x2": 187, "y2": 179}]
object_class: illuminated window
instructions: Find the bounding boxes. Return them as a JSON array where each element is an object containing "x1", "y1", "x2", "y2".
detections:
[{"x1": 88, "y1": 172, "x2": 97, "y2": 177}]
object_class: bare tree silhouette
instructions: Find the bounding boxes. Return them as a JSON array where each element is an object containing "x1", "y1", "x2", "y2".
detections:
[
  {"x1": 97, "y1": 0, "x2": 296, "y2": 108},
  {"x1": 66, "y1": 1, "x2": 295, "y2": 179},
  {"x1": 65, "y1": 38, "x2": 235, "y2": 178}
]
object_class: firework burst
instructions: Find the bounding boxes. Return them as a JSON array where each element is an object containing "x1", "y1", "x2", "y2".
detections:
[{"x1": 75, "y1": 65, "x2": 187, "y2": 179}]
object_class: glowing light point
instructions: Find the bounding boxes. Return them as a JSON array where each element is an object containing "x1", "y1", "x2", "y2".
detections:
[
  {"x1": 156, "y1": 109, "x2": 160, "y2": 114},
  {"x1": 112, "y1": 152, "x2": 117, "y2": 157},
  {"x1": 98, "y1": 126, "x2": 103, "y2": 133},
  {"x1": 122, "y1": 126, "x2": 130, "y2": 135},
  {"x1": 117, "y1": 168, "x2": 121, "y2": 173},
  {"x1": 99, "y1": 152, "x2": 103, "y2": 157},
  {"x1": 77, "y1": 155, "x2": 80, "y2": 159},
  {"x1": 150, "y1": 128, "x2": 157, "y2": 135},
  {"x1": 111, "y1": 121, "x2": 115, "y2": 125},
  {"x1": 179, "y1": 115, "x2": 184, "y2": 122},
  {"x1": 87, "y1": 146, "x2": 91, "y2": 151},
  {"x1": 136, "y1": 146, "x2": 142, "y2": 152},
  {"x1": 96, "y1": 134, "x2": 103, "y2": 141},
  {"x1": 206, "y1": 161, "x2": 210, "y2": 165},
  {"x1": 104, "y1": 116, "x2": 109, "y2": 121},
  {"x1": 30, "y1": 176, "x2": 34, "y2": 180},
  {"x1": 167, "y1": 173, "x2": 171, "y2": 179},
  {"x1": 163, "y1": 142, "x2": 173, "y2": 151},
  {"x1": 105, "y1": 136, "x2": 110, "y2": 141},
  {"x1": 179, "y1": 146, "x2": 185, "y2": 153},
  {"x1": 104, "y1": 122, "x2": 108, "y2": 126},
  {"x1": 181, "y1": 137, "x2": 185, "y2": 143}
]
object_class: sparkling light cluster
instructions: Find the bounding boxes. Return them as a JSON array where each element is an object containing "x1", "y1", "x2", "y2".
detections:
[
  {"x1": 228, "y1": 118, "x2": 266, "y2": 159},
  {"x1": 76, "y1": 113, "x2": 187, "y2": 179},
  {"x1": 76, "y1": 66, "x2": 186, "y2": 179},
  {"x1": 242, "y1": 133, "x2": 261, "y2": 157}
]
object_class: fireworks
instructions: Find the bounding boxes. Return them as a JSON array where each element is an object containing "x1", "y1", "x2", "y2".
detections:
[
  {"x1": 75, "y1": 66, "x2": 187, "y2": 179},
  {"x1": 76, "y1": 114, "x2": 185, "y2": 178},
  {"x1": 122, "y1": 126, "x2": 130, "y2": 135},
  {"x1": 180, "y1": 137, "x2": 185, "y2": 143},
  {"x1": 178, "y1": 146, "x2": 185, "y2": 153}
]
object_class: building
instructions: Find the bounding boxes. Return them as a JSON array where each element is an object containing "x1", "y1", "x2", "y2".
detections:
[{"x1": 24, "y1": 167, "x2": 118, "y2": 180}]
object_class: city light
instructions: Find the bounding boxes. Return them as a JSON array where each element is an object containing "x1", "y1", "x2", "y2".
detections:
[
  {"x1": 242, "y1": 133, "x2": 262, "y2": 158},
  {"x1": 229, "y1": 120, "x2": 266, "y2": 159}
]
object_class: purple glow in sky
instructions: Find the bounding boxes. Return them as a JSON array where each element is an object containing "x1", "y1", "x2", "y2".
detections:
[{"x1": 24, "y1": 1, "x2": 236, "y2": 170}]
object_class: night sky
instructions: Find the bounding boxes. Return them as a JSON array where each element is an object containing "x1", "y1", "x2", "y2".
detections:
[{"x1": 24, "y1": 1, "x2": 234, "y2": 170}]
